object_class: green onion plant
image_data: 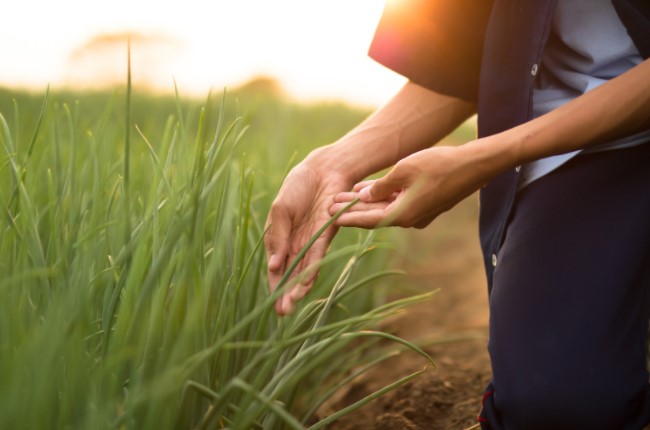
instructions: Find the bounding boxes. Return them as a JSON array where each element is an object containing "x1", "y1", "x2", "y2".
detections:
[{"x1": 0, "y1": 81, "x2": 433, "y2": 429}]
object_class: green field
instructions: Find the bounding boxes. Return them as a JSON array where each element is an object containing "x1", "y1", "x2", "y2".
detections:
[{"x1": 0, "y1": 80, "x2": 439, "y2": 429}]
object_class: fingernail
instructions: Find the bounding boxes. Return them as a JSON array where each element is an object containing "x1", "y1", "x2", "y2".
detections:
[
  {"x1": 282, "y1": 296, "x2": 294, "y2": 315},
  {"x1": 268, "y1": 254, "x2": 281, "y2": 271}
]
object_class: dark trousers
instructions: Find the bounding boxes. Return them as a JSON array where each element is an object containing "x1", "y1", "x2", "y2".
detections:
[{"x1": 479, "y1": 143, "x2": 650, "y2": 429}]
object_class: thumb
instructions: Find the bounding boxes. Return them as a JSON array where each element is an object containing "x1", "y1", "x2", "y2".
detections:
[
  {"x1": 265, "y1": 206, "x2": 291, "y2": 292},
  {"x1": 359, "y1": 170, "x2": 406, "y2": 203}
]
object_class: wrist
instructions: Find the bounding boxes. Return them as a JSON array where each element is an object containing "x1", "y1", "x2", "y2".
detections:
[
  {"x1": 457, "y1": 133, "x2": 522, "y2": 182},
  {"x1": 304, "y1": 141, "x2": 379, "y2": 183}
]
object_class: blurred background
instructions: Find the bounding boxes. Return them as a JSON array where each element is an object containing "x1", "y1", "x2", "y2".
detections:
[{"x1": 1, "y1": 0, "x2": 406, "y2": 107}]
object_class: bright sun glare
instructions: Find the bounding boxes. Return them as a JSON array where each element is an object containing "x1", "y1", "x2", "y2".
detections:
[{"x1": 1, "y1": 0, "x2": 406, "y2": 107}]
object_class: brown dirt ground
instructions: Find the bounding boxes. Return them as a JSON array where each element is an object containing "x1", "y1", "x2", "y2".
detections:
[{"x1": 320, "y1": 194, "x2": 492, "y2": 430}]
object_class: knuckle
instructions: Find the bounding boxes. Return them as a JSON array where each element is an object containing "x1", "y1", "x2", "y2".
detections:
[
  {"x1": 390, "y1": 165, "x2": 414, "y2": 184},
  {"x1": 394, "y1": 217, "x2": 413, "y2": 228},
  {"x1": 270, "y1": 200, "x2": 287, "y2": 216},
  {"x1": 395, "y1": 158, "x2": 414, "y2": 172},
  {"x1": 399, "y1": 213, "x2": 419, "y2": 228}
]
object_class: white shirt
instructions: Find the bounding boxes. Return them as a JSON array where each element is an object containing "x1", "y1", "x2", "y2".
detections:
[{"x1": 519, "y1": 0, "x2": 650, "y2": 189}]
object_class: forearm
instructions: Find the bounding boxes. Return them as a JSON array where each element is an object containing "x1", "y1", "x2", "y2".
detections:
[
  {"x1": 307, "y1": 81, "x2": 476, "y2": 182},
  {"x1": 463, "y1": 58, "x2": 650, "y2": 177}
]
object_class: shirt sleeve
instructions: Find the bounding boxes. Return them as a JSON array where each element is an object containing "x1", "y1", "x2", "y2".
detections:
[{"x1": 368, "y1": 0, "x2": 494, "y2": 102}]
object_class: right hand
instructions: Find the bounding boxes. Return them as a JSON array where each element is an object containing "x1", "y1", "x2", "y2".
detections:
[{"x1": 265, "y1": 157, "x2": 353, "y2": 316}]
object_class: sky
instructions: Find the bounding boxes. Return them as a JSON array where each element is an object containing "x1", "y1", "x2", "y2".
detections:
[{"x1": 1, "y1": 0, "x2": 406, "y2": 107}]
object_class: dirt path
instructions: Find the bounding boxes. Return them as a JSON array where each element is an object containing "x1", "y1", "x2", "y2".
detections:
[{"x1": 324, "y1": 195, "x2": 492, "y2": 430}]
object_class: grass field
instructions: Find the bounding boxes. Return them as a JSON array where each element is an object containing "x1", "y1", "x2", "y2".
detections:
[{"x1": 0, "y1": 80, "x2": 440, "y2": 429}]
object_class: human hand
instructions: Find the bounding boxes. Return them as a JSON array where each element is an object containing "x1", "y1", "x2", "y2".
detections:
[
  {"x1": 329, "y1": 145, "x2": 489, "y2": 229},
  {"x1": 265, "y1": 158, "x2": 353, "y2": 316}
]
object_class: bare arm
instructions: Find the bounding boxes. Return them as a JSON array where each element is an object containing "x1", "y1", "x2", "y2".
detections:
[
  {"x1": 489, "y1": 57, "x2": 650, "y2": 169},
  {"x1": 332, "y1": 58, "x2": 650, "y2": 229},
  {"x1": 265, "y1": 81, "x2": 475, "y2": 315},
  {"x1": 307, "y1": 81, "x2": 476, "y2": 182}
]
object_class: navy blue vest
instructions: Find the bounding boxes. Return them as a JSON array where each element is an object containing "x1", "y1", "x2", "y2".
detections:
[
  {"x1": 477, "y1": 0, "x2": 558, "y2": 292},
  {"x1": 369, "y1": 0, "x2": 650, "y2": 290},
  {"x1": 477, "y1": 0, "x2": 650, "y2": 292}
]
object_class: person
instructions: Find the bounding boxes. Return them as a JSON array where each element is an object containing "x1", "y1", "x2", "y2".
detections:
[{"x1": 264, "y1": 0, "x2": 650, "y2": 428}]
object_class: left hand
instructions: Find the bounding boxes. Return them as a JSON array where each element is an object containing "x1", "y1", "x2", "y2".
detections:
[{"x1": 329, "y1": 145, "x2": 491, "y2": 229}]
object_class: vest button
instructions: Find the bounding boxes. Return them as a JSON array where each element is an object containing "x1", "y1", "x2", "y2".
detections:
[
  {"x1": 515, "y1": 165, "x2": 521, "y2": 172},
  {"x1": 531, "y1": 63, "x2": 539, "y2": 76},
  {"x1": 491, "y1": 253, "x2": 498, "y2": 267}
]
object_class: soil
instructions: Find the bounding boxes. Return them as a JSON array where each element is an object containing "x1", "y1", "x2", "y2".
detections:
[{"x1": 321, "y1": 195, "x2": 492, "y2": 430}]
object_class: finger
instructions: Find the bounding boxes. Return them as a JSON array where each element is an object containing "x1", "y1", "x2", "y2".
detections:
[
  {"x1": 277, "y1": 278, "x2": 299, "y2": 315},
  {"x1": 273, "y1": 253, "x2": 289, "y2": 315},
  {"x1": 333, "y1": 191, "x2": 359, "y2": 203},
  {"x1": 352, "y1": 180, "x2": 376, "y2": 192},
  {"x1": 268, "y1": 254, "x2": 287, "y2": 295},
  {"x1": 289, "y1": 281, "x2": 313, "y2": 301},
  {"x1": 265, "y1": 206, "x2": 291, "y2": 292},
  {"x1": 275, "y1": 243, "x2": 313, "y2": 315},
  {"x1": 298, "y1": 233, "x2": 331, "y2": 284},
  {"x1": 275, "y1": 296, "x2": 285, "y2": 315},
  {"x1": 280, "y1": 293, "x2": 295, "y2": 315},
  {"x1": 277, "y1": 250, "x2": 317, "y2": 315},
  {"x1": 333, "y1": 190, "x2": 398, "y2": 206},
  {"x1": 287, "y1": 225, "x2": 335, "y2": 309},
  {"x1": 360, "y1": 170, "x2": 407, "y2": 203},
  {"x1": 329, "y1": 200, "x2": 391, "y2": 216},
  {"x1": 336, "y1": 209, "x2": 387, "y2": 228}
]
